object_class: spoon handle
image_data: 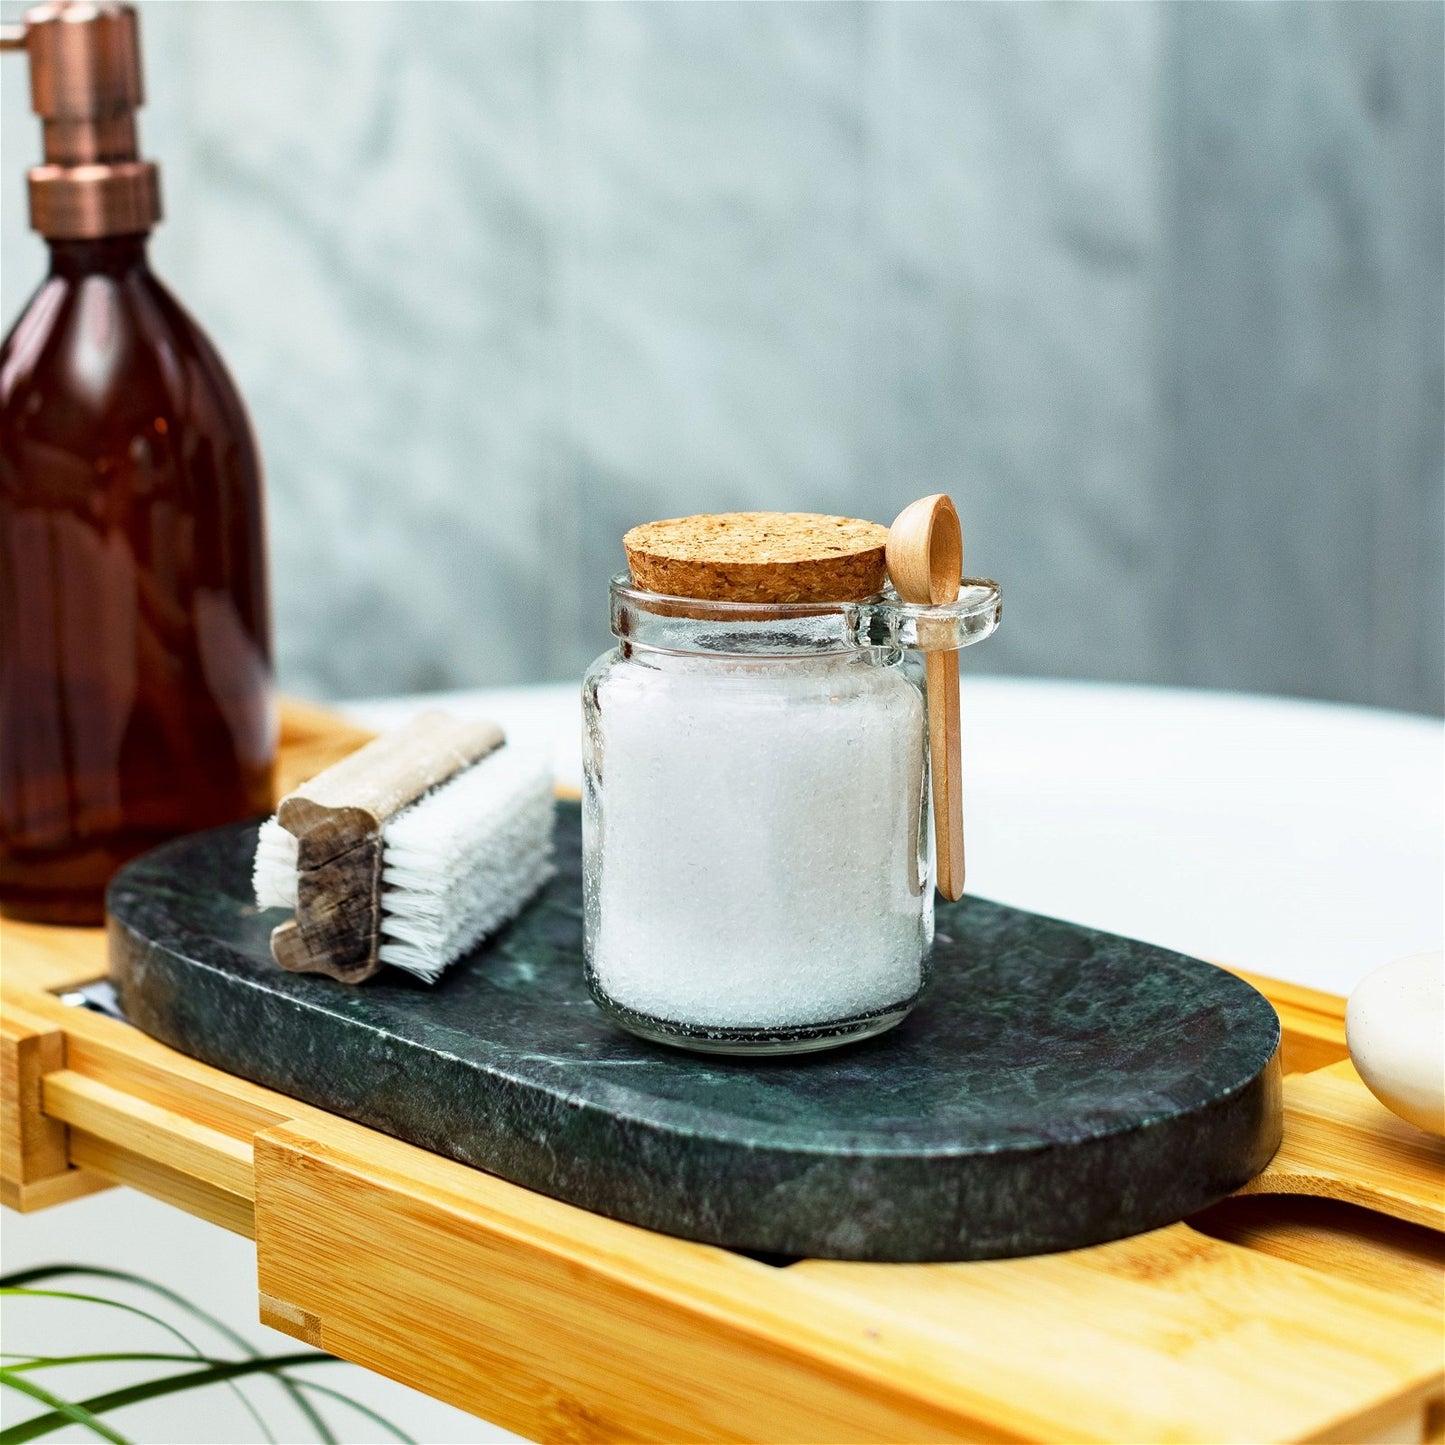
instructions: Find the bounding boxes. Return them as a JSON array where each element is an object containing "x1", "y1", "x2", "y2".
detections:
[{"x1": 926, "y1": 651, "x2": 964, "y2": 900}]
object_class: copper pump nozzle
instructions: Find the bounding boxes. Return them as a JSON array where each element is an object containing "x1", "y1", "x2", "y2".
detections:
[{"x1": 3, "y1": 1, "x2": 162, "y2": 239}]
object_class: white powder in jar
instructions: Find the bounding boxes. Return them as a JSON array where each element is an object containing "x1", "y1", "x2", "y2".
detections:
[{"x1": 585, "y1": 650, "x2": 930, "y2": 1030}]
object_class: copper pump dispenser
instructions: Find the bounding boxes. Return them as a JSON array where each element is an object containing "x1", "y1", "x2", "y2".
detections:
[
  {"x1": 1, "y1": 2, "x2": 276, "y2": 924},
  {"x1": 1, "y1": 1, "x2": 161, "y2": 239}
]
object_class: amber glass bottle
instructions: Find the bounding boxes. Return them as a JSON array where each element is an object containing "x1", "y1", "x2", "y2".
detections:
[{"x1": 0, "y1": 4, "x2": 274, "y2": 924}]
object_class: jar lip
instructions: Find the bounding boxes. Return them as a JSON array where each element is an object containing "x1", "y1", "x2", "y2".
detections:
[
  {"x1": 607, "y1": 572, "x2": 1003, "y2": 658},
  {"x1": 608, "y1": 574, "x2": 872, "y2": 620},
  {"x1": 608, "y1": 573, "x2": 1001, "y2": 619}
]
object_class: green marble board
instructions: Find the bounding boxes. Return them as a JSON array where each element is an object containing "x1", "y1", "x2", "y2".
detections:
[{"x1": 107, "y1": 804, "x2": 1281, "y2": 1262}]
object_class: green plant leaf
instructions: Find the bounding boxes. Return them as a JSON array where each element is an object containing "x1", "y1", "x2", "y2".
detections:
[
  {"x1": 1, "y1": 1273, "x2": 414, "y2": 1444},
  {"x1": 4, "y1": 1353, "x2": 214, "y2": 1373},
  {"x1": 1, "y1": 1352, "x2": 421, "y2": 1445},
  {"x1": 1, "y1": 1289, "x2": 233, "y2": 1359},
  {"x1": 3, "y1": 1351, "x2": 322, "y2": 1375},
  {"x1": 1, "y1": 1353, "x2": 334, "y2": 1445},
  {"x1": 0, "y1": 1357, "x2": 417, "y2": 1445},
  {"x1": 0, "y1": 1286, "x2": 279, "y2": 1444},
  {"x1": 1, "y1": 1267, "x2": 334, "y2": 1445},
  {"x1": 0, "y1": 1372, "x2": 130, "y2": 1445},
  {"x1": 288, "y1": 1379, "x2": 420, "y2": 1445}
]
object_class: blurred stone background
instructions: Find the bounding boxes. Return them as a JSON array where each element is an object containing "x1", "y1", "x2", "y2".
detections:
[{"x1": 4, "y1": 0, "x2": 1441, "y2": 712}]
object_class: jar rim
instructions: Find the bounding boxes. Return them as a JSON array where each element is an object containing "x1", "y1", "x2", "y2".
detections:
[
  {"x1": 611, "y1": 575, "x2": 875, "y2": 620},
  {"x1": 608, "y1": 573, "x2": 1002, "y2": 657}
]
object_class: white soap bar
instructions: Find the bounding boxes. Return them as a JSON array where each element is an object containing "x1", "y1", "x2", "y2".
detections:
[{"x1": 1345, "y1": 951, "x2": 1445, "y2": 1137}]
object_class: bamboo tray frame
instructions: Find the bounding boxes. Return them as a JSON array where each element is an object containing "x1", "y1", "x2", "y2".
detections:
[{"x1": 3, "y1": 700, "x2": 1442, "y2": 1444}]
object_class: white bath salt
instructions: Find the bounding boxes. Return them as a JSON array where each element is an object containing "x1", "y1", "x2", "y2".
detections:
[{"x1": 587, "y1": 652, "x2": 930, "y2": 1030}]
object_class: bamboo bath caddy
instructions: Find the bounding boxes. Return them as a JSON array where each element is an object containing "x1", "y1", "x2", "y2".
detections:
[{"x1": 3, "y1": 700, "x2": 1442, "y2": 1444}]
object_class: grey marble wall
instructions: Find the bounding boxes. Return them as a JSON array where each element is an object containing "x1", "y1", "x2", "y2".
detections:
[{"x1": 3, "y1": 1, "x2": 1441, "y2": 712}]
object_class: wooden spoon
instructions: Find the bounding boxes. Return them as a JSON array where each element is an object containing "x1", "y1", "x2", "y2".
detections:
[{"x1": 887, "y1": 494, "x2": 965, "y2": 900}]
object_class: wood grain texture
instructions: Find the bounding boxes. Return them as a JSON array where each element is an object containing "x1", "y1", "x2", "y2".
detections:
[
  {"x1": 1241, "y1": 1058, "x2": 1445, "y2": 1231},
  {"x1": 791, "y1": 1233, "x2": 1443, "y2": 1445},
  {"x1": 43, "y1": 1069, "x2": 254, "y2": 1199},
  {"x1": 0, "y1": 1004, "x2": 108, "y2": 1210},
  {"x1": 2, "y1": 1011, "x2": 67, "y2": 1186},
  {"x1": 0, "y1": 1166, "x2": 112, "y2": 1213},
  {"x1": 68, "y1": 1130, "x2": 255, "y2": 1237},
  {"x1": 1191, "y1": 1195, "x2": 1444, "y2": 1312},
  {"x1": 888, "y1": 494, "x2": 966, "y2": 900},
  {"x1": 0, "y1": 919, "x2": 110, "y2": 994},
  {"x1": 254, "y1": 1115, "x2": 1444, "y2": 1444},
  {"x1": 254, "y1": 1119, "x2": 993, "y2": 1444},
  {"x1": 2, "y1": 700, "x2": 1442, "y2": 1443},
  {"x1": 277, "y1": 710, "x2": 501, "y2": 845},
  {"x1": 925, "y1": 653, "x2": 964, "y2": 899}
]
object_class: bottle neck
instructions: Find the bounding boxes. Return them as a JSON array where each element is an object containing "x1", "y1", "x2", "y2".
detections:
[{"x1": 46, "y1": 232, "x2": 151, "y2": 280}]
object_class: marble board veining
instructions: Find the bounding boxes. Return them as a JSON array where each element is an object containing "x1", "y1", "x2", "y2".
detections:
[{"x1": 107, "y1": 803, "x2": 1281, "y2": 1261}]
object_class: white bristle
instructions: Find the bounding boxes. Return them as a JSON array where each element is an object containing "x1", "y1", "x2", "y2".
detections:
[
  {"x1": 253, "y1": 817, "x2": 299, "y2": 910},
  {"x1": 252, "y1": 744, "x2": 555, "y2": 984},
  {"x1": 379, "y1": 746, "x2": 555, "y2": 981}
]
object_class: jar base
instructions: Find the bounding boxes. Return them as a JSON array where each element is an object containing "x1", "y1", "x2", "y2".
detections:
[{"x1": 590, "y1": 987, "x2": 917, "y2": 1056}]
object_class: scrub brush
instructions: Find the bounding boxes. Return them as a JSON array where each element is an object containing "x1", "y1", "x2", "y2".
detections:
[{"x1": 253, "y1": 711, "x2": 554, "y2": 984}]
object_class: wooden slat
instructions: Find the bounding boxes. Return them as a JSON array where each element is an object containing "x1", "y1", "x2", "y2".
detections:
[
  {"x1": 68, "y1": 1130, "x2": 254, "y2": 1237},
  {"x1": 43, "y1": 1070, "x2": 254, "y2": 1200},
  {"x1": 1, "y1": 1167, "x2": 112, "y2": 1213},
  {"x1": 254, "y1": 1118, "x2": 1004, "y2": 1444},
  {"x1": 5, "y1": 978, "x2": 306, "y2": 1148},
  {"x1": 253, "y1": 1114, "x2": 1445, "y2": 1445},
  {"x1": 1, "y1": 1003, "x2": 109, "y2": 1210},
  {"x1": 2, "y1": 1010, "x2": 68, "y2": 1190},
  {"x1": 61, "y1": 1026, "x2": 289, "y2": 1142},
  {"x1": 1191, "y1": 1196, "x2": 1445, "y2": 1311},
  {"x1": 1241, "y1": 1059, "x2": 1445, "y2": 1232},
  {"x1": 791, "y1": 1229, "x2": 1444, "y2": 1445},
  {"x1": 0, "y1": 918, "x2": 109, "y2": 995}
]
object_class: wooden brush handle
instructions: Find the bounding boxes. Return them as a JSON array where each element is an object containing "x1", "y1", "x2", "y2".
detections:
[
  {"x1": 272, "y1": 711, "x2": 504, "y2": 983},
  {"x1": 926, "y1": 652, "x2": 964, "y2": 901},
  {"x1": 278, "y1": 711, "x2": 503, "y2": 860}
]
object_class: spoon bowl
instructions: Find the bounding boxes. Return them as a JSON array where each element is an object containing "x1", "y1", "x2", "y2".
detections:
[{"x1": 887, "y1": 493, "x2": 962, "y2": 607}]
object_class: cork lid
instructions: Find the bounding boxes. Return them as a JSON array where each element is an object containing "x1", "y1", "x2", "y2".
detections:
[{"x1": 623, "y1": 512, "x2": 888, "y2": 604}]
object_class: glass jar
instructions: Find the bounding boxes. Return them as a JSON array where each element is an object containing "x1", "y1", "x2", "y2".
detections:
[{"x1": 582, "y1": 575, "x2": 1001, "y2": 1055}]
